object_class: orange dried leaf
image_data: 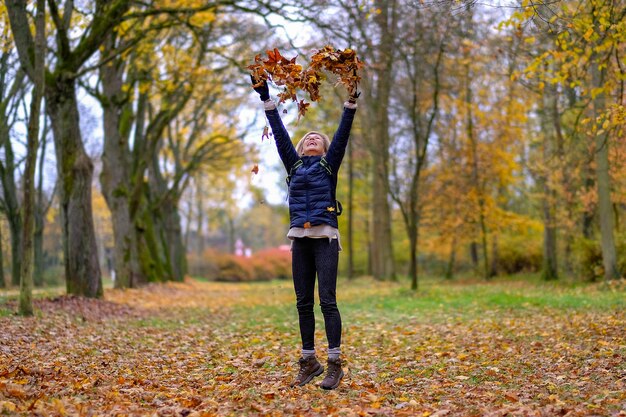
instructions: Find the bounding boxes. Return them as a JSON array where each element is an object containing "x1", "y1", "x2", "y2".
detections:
[
  {"x1": 249, "y1": 44, "x2": 363, "y2": 119},
  {"x1": 262, "y1": 126, "x2": 270, "y2": 142}
]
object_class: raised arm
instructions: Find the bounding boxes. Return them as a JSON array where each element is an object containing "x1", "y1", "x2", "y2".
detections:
[
  {"x1": 324, "y1": 92, "x2": 359, "y2": 173},
  {"x1": 251, "y1": 76, "x2": 299, "y2": 172}
]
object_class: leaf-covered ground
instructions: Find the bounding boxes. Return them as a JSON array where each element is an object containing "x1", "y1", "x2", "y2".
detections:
[{"x1": 1, "y1": 277, "x2": 625, "y2": 416}]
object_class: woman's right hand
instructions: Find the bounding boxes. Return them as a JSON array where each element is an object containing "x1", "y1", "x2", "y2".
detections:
[{"x1": 250, "y1": 75, "x2": 270, "y2": 101}]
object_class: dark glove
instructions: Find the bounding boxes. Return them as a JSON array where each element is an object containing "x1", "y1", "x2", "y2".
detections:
[
  {"x1": 250, "y1": 75, "x2": 270, "y2": 101},
  {"x1": 348, "y1": 72, "x2": 360, "y2": 103},
  {"x1": 348, "y1": 90, "x2": 361, "y2": 104}
]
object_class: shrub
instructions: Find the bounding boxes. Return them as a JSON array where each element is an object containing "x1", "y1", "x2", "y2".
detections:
[
  {"x1": 571, "y1": 237, "x2": 604, "y2": 281},
  {"x1": 494, "y1": 233, "x2": 542, "y2": 275},
  {"x1": 213, "y1": 253, "x2": 254, "y2": 282},
  {"x1": 188, "y1": 247, "x2": 292, "y2": 282},
  {"x1": 253, "y1": 248, "x2": 291, "y2": 280},
  {"x1": 572, "y1": 233, "x2": 626, "y2": 281},
  {"x1": 248, "y1": 257, "x2": 275, "y2": 281}
]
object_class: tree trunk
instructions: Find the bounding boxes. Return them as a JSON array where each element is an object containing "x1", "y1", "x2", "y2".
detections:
[
  {"x1": 100, "y1": 41, "x2": 143, "y2": 288},
  {"x1": 541, "y1": 192, "x2": 558, "y2": 280},
  {"x1": 347, "y1": 132, "x2": 354, "y2": 280},
  {"x1": 34, "y1": 111, "x2": 50, "y2": 287},
  {"x1": 582, "y1": 173, "x2": 595, "y2": 239},
  {"x1": 195, "y1": 179, "x2": 205, "y2": 256},
  {"x1": 0, "y1": 224, "x2": 5, "y2": 288},
  {"x1": 469, "y1": 241, "x2": 479, "y2": 268},
  {"x1": 592, "y1": 63, "x2": 620, "y2": 281},
  {"x1": 20, "y1": 0, "x2": 45, "y2": 316},
  {"x1": 136, "y1": 202, "x2": 169, "y2": 283},
  {"x1": 445, "y1": 236, "x2": 457, "y2": 280},
  {"x1": 489, "y1": 234, "x2": 499, "y2": 278},
  {"x1": 46, "y1": 81, "x2": 102, "y2": 297},
  {"x1": 0, "y1": 68, "x2": 24, "y2": 289},
  {"x1": 366, "y1": 0, "x2": 396, "y2": 281},
  {"x1": 408, "y1": 220, "x2": 418, "y2": 290},
  {"x1": 0, "y1": 127, "x2": 22, "y2": 287},
  {"x1": 8, "y1": 218, "x2": 22, "y2": 287},
  {"x1": 465, "y1": 63, "x2": 489, "y2": 280},
  {"x1": 161, "y1": 202, "x2": 186, "y2": 281},
  {"x1": 33, "y1": 214, "x2": 44, "y2": 287},
  {"x1": 540, "y1": 86, "x2": 558, "y2": 281}
]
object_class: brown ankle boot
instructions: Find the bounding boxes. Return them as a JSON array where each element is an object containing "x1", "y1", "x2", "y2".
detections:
[
  {"x1": 320, "y1": 357, "x2": 344, "y2": 390},
  {"x1": 291, "y1": 356, "x2": 324, "y2": 387}
]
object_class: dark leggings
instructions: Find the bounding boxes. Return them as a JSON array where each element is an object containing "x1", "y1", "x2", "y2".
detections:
[{"x1": 291, "y1": 237, "x2": 342, "y2": 350}]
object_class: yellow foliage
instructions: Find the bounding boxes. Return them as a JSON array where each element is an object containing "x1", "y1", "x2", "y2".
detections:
[{"x1": 189, "y1": 10, "x2": 216, "y2": 27}]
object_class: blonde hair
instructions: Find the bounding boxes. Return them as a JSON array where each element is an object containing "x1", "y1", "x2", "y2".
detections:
[{"x1": 295, "y1": 131, "x2": 331, "y2": 156}]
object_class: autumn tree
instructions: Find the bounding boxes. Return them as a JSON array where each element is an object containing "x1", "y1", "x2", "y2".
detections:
[
  {"x1": 386, "y1": 2, "x2": 447, "y2": 290},
  {"x1": 5, "y1": 0, "x2": 133, "y2": 297},
  {"x1": 95, "y1": 5, "x2": 258, "y2": 286},
  {"x1": 508, "y1": 0, "x2": 626, "y2": 281}
]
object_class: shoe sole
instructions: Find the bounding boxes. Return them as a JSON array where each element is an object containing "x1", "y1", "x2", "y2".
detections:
[
  {"x1": 296, "y1": 365, "x2": 324, "y2": 387},
  {"x1": 321, "y1": 369, "x2": 344, "y2": 390}
]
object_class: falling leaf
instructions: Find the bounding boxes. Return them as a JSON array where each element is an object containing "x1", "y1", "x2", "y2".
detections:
[
  {"x1": 262, "y1": 126, "x2": 270, "y2": 142},
  {"x1": 251, "y1": 164, "x2": 259, "y2": 175}
]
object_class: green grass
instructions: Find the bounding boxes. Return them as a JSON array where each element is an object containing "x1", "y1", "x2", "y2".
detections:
[
  {"x1": 2, "y1": 273, "x2": 624, "y2": 325},
  {"x1": 226, "y1": 274, "x2": 626, "y2": 328}
]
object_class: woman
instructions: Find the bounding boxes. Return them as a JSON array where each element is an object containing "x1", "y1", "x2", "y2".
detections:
[{"x1": 251, "y1": 76, "x2": 358, "y2": 390}]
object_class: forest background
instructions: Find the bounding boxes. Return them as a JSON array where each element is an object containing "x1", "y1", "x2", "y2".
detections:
[{"x1": 1, "y1": 0, "x2": 626, "y2": 308}]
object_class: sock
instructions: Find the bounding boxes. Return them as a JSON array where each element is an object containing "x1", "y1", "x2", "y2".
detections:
[
  {"x1": 328, "y1": 347, "x2": 341, "y2": 361},
  {"x1": 301, "y1": 349, "x2": 316, "y2": 359}
]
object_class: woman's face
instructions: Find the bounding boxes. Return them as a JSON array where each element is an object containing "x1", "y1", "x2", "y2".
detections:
[{"x1": 302, "y1": 134, "x2": 326, "y2": 156}]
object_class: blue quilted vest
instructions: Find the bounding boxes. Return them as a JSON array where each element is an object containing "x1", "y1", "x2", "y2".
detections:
[{"x1": 287, "y1": 155, "x2": 338, "y2": 229}]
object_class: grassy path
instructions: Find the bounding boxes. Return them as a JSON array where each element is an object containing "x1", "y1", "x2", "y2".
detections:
[{"x1": 1, "y1": 277, "x2": 625, "y2": 416}]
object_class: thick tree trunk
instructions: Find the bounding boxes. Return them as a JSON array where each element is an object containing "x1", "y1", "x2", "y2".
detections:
[
  {"x1": 109, "y1": 201, "x2": 142, "y2": 287},
  {"x1": 136, "y1": 203, "x2": 169, "y2": 283},
  {"x1": 100, "y1": 46, "x2": 144, "y2": 288},
  {"x1": 161, "y1": 203, "x2": 186, "y2": 281},
  {"x1": 46, "y1": 81, "x2": 102, "y2": 297},
  {"x1": 371, "y1": 146, "x2": 394, "y2": 280},
  {"x1": 366, "y1": 0, "x2": 396, "y2": 281}
]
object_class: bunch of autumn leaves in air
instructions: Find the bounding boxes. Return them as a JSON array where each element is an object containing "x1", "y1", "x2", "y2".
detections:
[
  {"x1": 248, "y1": 45, "x2": 363, "y2": 175},
  {"x1": 249, "y1": 45, "x2": 364, "y2": 123}
]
